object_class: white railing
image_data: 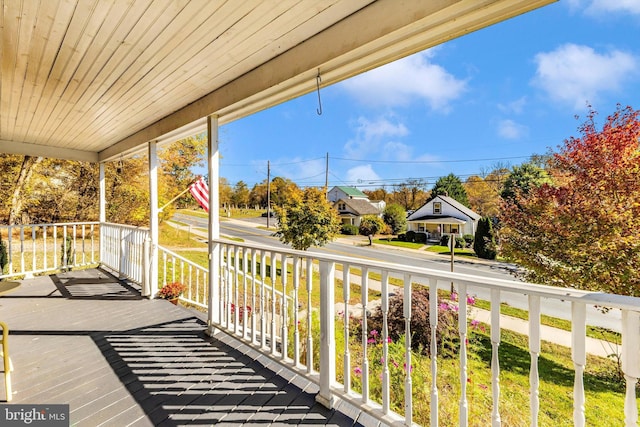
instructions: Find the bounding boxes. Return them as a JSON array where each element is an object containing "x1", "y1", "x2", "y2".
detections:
[
  {"x1": 99, "y1": 222, "x2": 148, "y2": 285},
  {"x1": 157, "y1": 246, "x2": 209, "y2": 308},
  {"x1": 207, "y1": 238, "x2": 640, "y2": 427},
  {"x1": 0, "y1": 222, "x2": 99, "y2": 279}
]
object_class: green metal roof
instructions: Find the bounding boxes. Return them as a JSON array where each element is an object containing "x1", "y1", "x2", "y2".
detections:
[{"x1": 336, "y1": 186, "x2": 368, "y2": 198}]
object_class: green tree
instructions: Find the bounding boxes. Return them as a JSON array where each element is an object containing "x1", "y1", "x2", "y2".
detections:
[
  {"x1": 232, "y1": 181, "x2": 250, "y2": 208},
  {"x1": 499, "y1": 105, "x2": 640, "y2": 296},
  {"x1": 274, "y1": 187, "x2": 340, "y2": 250},
  {"x1": 464, "y1": 175, "x2": 500, "y2": 217},
  {"x1": 501, "y1": 161, "x2": 553, "y2": 201},
  {"x1": 383, "y1": 203, "x2": 407, "y2": 234},
  {"x1": 359, "y1": 215, "x2": 386, "y2": 245},
  {"x1": 391, "y1": 179, "x2": 428, "y2": 210},
  {"x1": 431, "y1": 173, "x2": 469, "y2": 207},
  {"x1": 473, "y1": 217, "x2": 497, "y2": 260}
]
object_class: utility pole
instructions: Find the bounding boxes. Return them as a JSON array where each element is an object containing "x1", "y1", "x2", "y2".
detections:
[
  {"x1": 325, "y1": 152, "x2": 329, "y2": 199},
  {"x1": 267, "y1": 160, "x2": 271, "y2": 228}
]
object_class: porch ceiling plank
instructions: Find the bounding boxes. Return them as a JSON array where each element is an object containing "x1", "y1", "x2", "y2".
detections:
[
  {"x1": 84, "y1": 0, "x2": 357, "y2": 155},
  {"x1": 0, "y1": 138, "x2": 98, "y2": 163},
  {"x1": 0, "y1": 0, "x2": 555, "y2": 162},
  {"x1": 44, "y1": 0, "x2": 159, "y2": 151},
  {"x1": 57, "y1": 0, "x2": 236, "y2": 149},
  {"x1": 82, "y1": 0, "x2": 286, "y2": 149},
  {"x1": 29, "y1": 0, "x2": 118, "y2": 144}
]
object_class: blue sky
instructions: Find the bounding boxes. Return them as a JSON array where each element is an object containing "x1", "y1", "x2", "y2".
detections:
[{"x1": 214, "y1": 1, "x2": 640, "y2": 191}]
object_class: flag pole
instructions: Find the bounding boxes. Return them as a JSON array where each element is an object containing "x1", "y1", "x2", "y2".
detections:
[{"x1": 159, "y1": 183, "x2": 194, "y2": 211}]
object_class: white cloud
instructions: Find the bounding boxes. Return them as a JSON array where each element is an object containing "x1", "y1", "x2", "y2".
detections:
[
  {"x1": 497, "y1": 97, "x2": 527, "y2": 114},
  {"x1": 344, "y1": 116, "x2": 409, "y2": 158},
  {"x1": 532, "y1": 43, "x2": 638, "y2": 109},
  {"x1": 497, "y1": 119, "x2": 529, "y2": 140},
  {"x1": 341, "y1": 51, "x2": 467, "y2": 112},
  {"x1": 568, "y1": 0, "x2": 640, "y2": 15},
  {"x1": 345, "y1": 165, "x2": 381, "y2": 184}
]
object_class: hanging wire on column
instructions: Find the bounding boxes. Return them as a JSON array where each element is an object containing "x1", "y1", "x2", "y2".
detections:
[{"x1": 316, "y1": 70, "x2": 323, "y2": 115}]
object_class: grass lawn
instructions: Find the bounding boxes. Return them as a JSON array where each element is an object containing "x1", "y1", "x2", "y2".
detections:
[
  {"x1": 373, "y1": 238, "x2": 424, "y2": 249},
  {"x1": 425, "y1": 244, "x2": 477, "y2": 257}
]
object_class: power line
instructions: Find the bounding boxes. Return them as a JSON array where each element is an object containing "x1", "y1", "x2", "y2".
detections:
[{"x1": 330, "y1": 155, "x2": 531, "y2": 164}]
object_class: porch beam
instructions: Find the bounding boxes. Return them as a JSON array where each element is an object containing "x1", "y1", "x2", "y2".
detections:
[{"x1": 0, "y1": 139, "x2": 98, "y2": 162}]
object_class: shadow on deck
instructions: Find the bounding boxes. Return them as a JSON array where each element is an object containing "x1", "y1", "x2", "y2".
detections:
[{"x1": 0, "y1": 268, "x2": 359, "y2": 426}]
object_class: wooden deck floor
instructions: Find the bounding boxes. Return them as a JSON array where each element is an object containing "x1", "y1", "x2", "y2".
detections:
[{"x1": 0, "y1": 268, "x2": 362, "y2": 426}]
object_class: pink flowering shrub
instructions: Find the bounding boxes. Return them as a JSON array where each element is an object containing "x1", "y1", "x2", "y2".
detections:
[{"x1": 363, "y1": 287, "x2": 460, "y2": 356}]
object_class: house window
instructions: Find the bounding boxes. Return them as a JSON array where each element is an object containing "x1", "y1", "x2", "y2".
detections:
[
  {"x1": 338, "y1": 203, "x2": 346, "y2": 211},
  {"x1": 433, "y1": 202, "x2": 441, "y2": 214}
]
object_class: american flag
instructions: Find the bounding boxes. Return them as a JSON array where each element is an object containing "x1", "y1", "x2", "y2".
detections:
[{"x1": 189, "y1": 177, "x2": 209, "y2": 212}]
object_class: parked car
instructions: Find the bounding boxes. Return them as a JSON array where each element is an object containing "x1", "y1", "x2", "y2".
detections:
[{"x1": 261, "y1": 211, "x2": 275, "y2": 217}]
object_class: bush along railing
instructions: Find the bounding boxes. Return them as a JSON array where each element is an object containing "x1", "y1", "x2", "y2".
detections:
[
  {"x1": 157, "y1": 246, "x2": 209, "y2": 309},
  {"x1": 0, "y1": 222, "x2": 99, "y2": 279},
  {"x1": 208, "y1": 238, "x2": 640, "y2": 427},
  {"x1": 100, "y1": 223, "x2": 148, "y2": 286}
]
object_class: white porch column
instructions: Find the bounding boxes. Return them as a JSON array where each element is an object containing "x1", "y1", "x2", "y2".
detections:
[
  {"x1": 207, "y1": 115, "x2": 221, "y2": 334},
  {"x1": 99, "y1": 163, "x2": 106, "y2": 265},
  {"x1": 148, "y1": 141, "x2": 159, "y2": 298}
]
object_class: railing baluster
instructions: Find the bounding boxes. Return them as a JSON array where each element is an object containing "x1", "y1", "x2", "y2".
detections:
[
  {"x1": 293, "y1": 256, "x2": 300, "y2": 366},
  {"x1": 306, "y1": 257, "x2": 313, "y2": 373},
  {"x1": 403, "y1": 273, "x2": 412, "y2": 426},
  {"x1": 234, "y1": 246, "x2": 240, "y2": 335},
  {"x1": 529, "y1": 295, "x2": 541, "y2": 426},
  {"x1": 343, "y1": 263, "x2": 351, "y2": 393},
  {"x1": 81, "y1": 224, "x2": 86, "y2": 265},
  {"x1": 491, "y1": 288, "x2": 502, "y2": 427},
  {"x1": 42, "y1": 225, "x2": 48, "y2": 271},
  {"x1": 572, "y1": 302, "x2": 586, "y2": 427},
  {"x1": 381, "y1": 270, "x2": 390, "y2": 415},
  {"x1": 429, "y1": 277, "x2": 439, "y2": 427},
  {"x1": 459, "y1": 282, "x2": 468, "y2": 427},
  {"x1": 20, "y1": 226, "x2": 25, "y2": 273},
  {"x1": 72, "y1": 224, "x2": 77, "y2": 266},
  {"x1": 52, "y1": 225, "x2": 57, "y2": 271},
  {"x1": 622, "y1": 310, "x2": 640, "y2": 427},
  {"x1": 243, "y1": 248, "x2": 249, "y2": 340},
  {"x1": 31, "y1": 226, "x2": 36, "y2": 271},
  {"x1": 251, "y1": 249, "x2": 257, "y2": 345},
  {"x1": 281, "y1": 253, "x2": 288, "y2": 360},
  {"x1": 270, "y1": 251, "x2": 277, "y2": 355},
  {"x1": 361, "y1": 266, "x2": 369, "y2": 404},
  {"x1": 8, "y1": 226, "x2": 14, "y2": 275},
  {"x1": 260, "y1": 251, "x2": 267, "y2": 349},
  {"x1": 226, "y1": 245, "x2": 233, "y2": 328}
]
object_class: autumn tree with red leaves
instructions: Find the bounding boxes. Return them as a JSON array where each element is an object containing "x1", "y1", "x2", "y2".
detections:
[{"x1": 499, "y1": 105, "x2": 640, "y2": 296}]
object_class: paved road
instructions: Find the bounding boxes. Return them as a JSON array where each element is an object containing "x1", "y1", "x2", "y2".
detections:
[{"x1": 172, "y1": 213, "x2": 623, "y2": 332}]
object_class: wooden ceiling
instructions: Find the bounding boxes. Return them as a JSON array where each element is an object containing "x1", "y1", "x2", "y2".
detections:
[{"x1": 0, "y1": 0, "x2": 554, "y2": 163}]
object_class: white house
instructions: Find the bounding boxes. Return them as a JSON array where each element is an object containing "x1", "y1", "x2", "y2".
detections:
[
  {"x1": 327, "y1": 186, "x2": 369, "y2": 202},
  {"x1": 406, "y1": 195, "x2": 481, "y2": 238},
  {"x1": 333, "y1": 198, "x2": 381, "y2": 227}
]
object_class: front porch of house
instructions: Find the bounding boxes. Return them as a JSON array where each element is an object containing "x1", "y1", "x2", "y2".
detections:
[
  {"x1": 1, "y1": 220, "x2": 640, "y2": 426},
  {"x1": 0, "y1": 268, "x2": 357, "y2": 426}
]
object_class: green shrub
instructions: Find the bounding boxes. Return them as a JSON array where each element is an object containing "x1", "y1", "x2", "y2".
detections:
[
  {"x1": 405, "y1": 230, "x2": 416, "y2": 243},
  {"x1": 440, "y1": 235, "x2": 464, "y2": 248},
  {"x1": 455, "y1": 237, "x2": 465, "y2": 248},
  {"x1": 341, "y1": 224, "x2": 359, "y2": 235},
  {"x1": 474, "y1": 217, "x2": 497, "y2": 260},
  {"x1": 440, "y1": 235, "x2": 449, "y2": 247},
  {"x1": 463, "y1": 234, "x2": 474, "y2": 248}
]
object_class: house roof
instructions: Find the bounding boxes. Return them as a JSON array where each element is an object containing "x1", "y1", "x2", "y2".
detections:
[
  {"x1": 437, "y1": 195, "x2": 482, "y2": 220},
  {"x1": 335, "y1": 198, "x2": 380, "y2": 216},
  {"x1": 407, "y1": 195, "x2": 481, "y2": 222},
  {"x1": 0, "y1": 1, "x2": 554, "y2": 163},
  {"x1": 334, "y1": 186, "x2": 368, "y2": 198}
]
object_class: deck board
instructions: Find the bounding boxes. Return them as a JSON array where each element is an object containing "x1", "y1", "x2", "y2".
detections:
[{"x1": 0, "y1": 268, "x2": 361, "y2": 426}]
